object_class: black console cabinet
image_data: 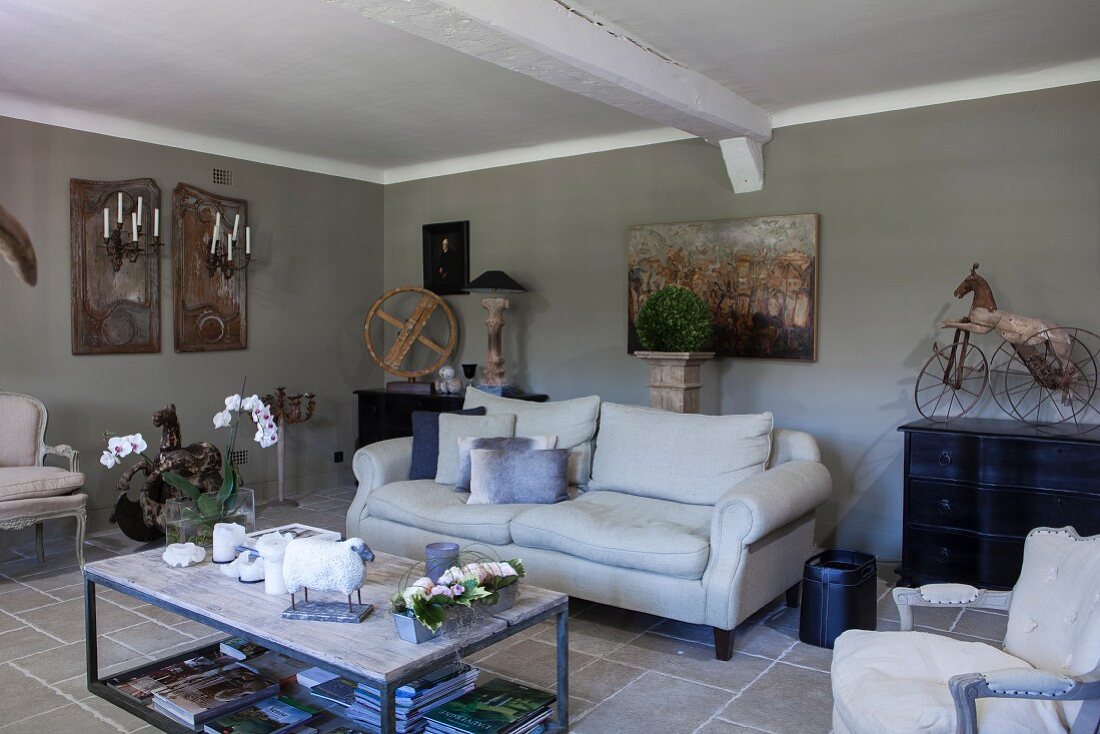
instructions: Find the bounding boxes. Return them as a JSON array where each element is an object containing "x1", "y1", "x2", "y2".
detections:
[
  {"x1": 897, "y1": 419, "x2": 1100, "y2": 589},
  {"x1": 354, "y1": 389, "x2": 548, "y2": 449}
]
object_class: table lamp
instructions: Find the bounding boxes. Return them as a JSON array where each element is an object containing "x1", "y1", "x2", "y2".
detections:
[{"x1": 465, "y1": 270, "x2": 526, "y2": 395}]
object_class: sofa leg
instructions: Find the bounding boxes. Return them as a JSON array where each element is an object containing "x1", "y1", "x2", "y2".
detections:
[
  {"x1": 35, "y1": 522, "x2": 44, "y2": 563},
  {"x1": 713, "y1": 627, "x2": 735, "y2": 661},
  {"x1": 785, "y1": 582, "x2": 801, "y2": 608}
]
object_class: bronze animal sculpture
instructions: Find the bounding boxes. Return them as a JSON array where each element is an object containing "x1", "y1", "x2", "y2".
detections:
[
  {"x1": 110, "y1": 404, "x2": 223, "y2": 541},
  {"x1": 0, "y1": 200, "x2": 36, "y2": 286}
]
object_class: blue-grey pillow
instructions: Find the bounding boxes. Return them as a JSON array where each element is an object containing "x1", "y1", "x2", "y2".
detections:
[
  {"x1": 468, "y1": 448, "x2": 570, "y2": 505},
  {"x1": 454, "y1": 435, "x2": 557, "y2": 491},
  {"x1": 409, "y1": 407, "x2": 486, "y2": 480}
]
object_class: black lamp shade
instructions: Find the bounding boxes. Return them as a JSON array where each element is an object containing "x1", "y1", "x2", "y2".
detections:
[{"x1": 465, "y1": 270, "x2": 527, "y2": 293}]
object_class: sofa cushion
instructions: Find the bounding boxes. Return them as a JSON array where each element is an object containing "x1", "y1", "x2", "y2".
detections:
[
  {"x1": 510, "y1": 491, "x2": 712, "y2": 578},
  {"x1": 455, "y1": 435, "x2": 557, "y2": 491},
  {"x1": 0, "y1": 492, "x2": 87, "y2": 523},
  {"x1": 0, "y1": 466, "x2": 85, "y2": 501},
  {"x1": 589, "y1": 403, "x2": 773, "y2": 505},
  {"x1": 469, "y1": 447, "x2": 570, "y2": 505},
  {"x1": 435, "y1": 413, "x2": 516, "y2": 486},
  {"x1": 463, "y1": 388, "x2": 600, "y2": 486},
  {"x1": 366, "y1": 479, "x2": 530, "y2": 545},
  {"x1": 409, "y1": 407, "x2": 486, "y2": 480},
  {"x1": 832, "y1": 629, "x2": 1065, "y2": 734}
]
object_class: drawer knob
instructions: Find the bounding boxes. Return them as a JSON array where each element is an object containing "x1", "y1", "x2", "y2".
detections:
[
  {"x1": 939, "y1": 498, "x2": 951, "y2": 515},
  {"x1": 938, "y1": 451, "x2": 953, "y2": 467},
  {"x1": 936, "y1": 547, "x2": 950, "y2": 564}
]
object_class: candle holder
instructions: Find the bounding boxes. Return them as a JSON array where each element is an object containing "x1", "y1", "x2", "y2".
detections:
[
  {"x1": 101, "y1": 215, "x2": 162, "y2": 272},
  {"x1": 204, "y1": 230, "x2": 251, "y2": 280},
  {"x1": 261, "y1": 387, "x2": 317, "y2": 507}
]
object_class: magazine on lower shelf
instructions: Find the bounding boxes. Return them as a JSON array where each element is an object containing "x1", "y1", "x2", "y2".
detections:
[
  {"x1": 105, "y1": 652, "x2": 222, "y2": 702},
  {"x1": 152, "y1": 663, "x2": 279, "y2": 728},
  {"x1": 421, "y1": 678, "x2": 555, "y2": 734},
  {"x1": 203, "y1": 695, "x2": 323, "y2": 734},
  {"x1": 344, "y1": 663, "x2": 479, "y2": 734}
]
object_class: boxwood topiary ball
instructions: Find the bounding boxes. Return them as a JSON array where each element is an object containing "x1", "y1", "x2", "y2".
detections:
[{"x1": 635, "y1": 285, "x2": 712, "y2": 352}]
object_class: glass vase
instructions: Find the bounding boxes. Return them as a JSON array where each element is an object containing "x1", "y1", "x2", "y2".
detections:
[{"x1": 164, "y1": 488, "x2": 256, "y2": 547}]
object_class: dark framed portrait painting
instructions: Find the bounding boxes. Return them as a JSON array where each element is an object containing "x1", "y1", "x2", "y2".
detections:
[{"x1": 422, "y1": 220, "x2": 470, "y2": 295}]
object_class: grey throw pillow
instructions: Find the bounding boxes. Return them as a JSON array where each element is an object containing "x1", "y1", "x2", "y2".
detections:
[
  {"x1": 455, "y1": 435, "x2": 557, "y2": 491},
  {"x1": 468, "y1": 447, "x2": 570, "y2": 505},
  {"x1": 435, "y1": 413, "x2": 516, "y2": 486}
]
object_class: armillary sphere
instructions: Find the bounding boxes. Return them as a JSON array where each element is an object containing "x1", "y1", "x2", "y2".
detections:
[{"x1": 364, "y1": 286, "x2": 458, "y2": 379}]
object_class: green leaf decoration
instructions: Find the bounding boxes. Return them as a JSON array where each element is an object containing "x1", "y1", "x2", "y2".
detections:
[
  {"x1": 196, "y1": 493, "x2": 221, "y2": 518},
  {"x1": 162, "y1": 471, "x2": 201, "y2": 500},
  {"x1": 216, "y1": 456, "x2": 236, "y2": 506},
  {"x1": 411, "y1": 596, "x2": 447, "y2": 632},
  {"x1": 635, "y1": 285, "x2": 713, "y2": 352},
  {"x1": 508, "y1": 559, "x2": 526, "y2": 577}
]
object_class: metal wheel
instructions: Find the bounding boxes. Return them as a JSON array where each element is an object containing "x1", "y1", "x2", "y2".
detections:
[
  {"x1": 991, "y1": 326, "x2": 1100, "y2": 431},
  {"x1": 914, "y1": 339, "x2": 988, "y2": 422}
]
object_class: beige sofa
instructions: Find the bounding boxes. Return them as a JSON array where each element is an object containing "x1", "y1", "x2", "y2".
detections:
[{"x1": 347, "y1": 391, "x2": 832, "y2": 660}]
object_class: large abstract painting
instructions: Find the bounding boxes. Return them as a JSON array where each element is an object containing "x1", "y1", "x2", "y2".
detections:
[{"x1": 628, "y1": 214, "x2": 819, "y2": 360}]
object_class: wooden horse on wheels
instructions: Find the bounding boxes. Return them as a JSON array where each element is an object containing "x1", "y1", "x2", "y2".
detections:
[
  {"x1": 938, "y1": 263, "x2": 1077, "y2": 403},
  {"x1": 110, "y1": 405, "x2": 222, "y2": 541}
]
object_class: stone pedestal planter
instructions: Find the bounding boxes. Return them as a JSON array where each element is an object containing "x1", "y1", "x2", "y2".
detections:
[{"x1": 634, "y1": 351, "x2": 715, "y2": 414}]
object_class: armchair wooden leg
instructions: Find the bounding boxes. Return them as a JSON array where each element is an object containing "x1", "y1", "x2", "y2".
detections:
[
  {"x1": 75, "y1": 509, "x2": 86, "y2": 568},
  {"x1": 713, "y1": 627, "x2": 735, "y2": 661},
  {"x1": 785, "y1": 582, "x2": 801, "y2": 608},
  {"x1": 35, "y1": 522, "x2": 44, "y2": 563}
]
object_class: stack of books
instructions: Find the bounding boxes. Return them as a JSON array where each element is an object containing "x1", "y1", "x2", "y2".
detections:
[
  {"x1": 151, "y1": 663, "x2": 279, "y2": 729},
  {"x1": 106, "y1": 653, "x2": 222, "y2": 703},
  {"x1": 339, "y1": 662, "x2": 479, "y2": 734},
  {"x1": 220, "y1": 636, "x2": 268, "y2": 661},
  {"x1": 203, "y1": 695, "x2": 323, "y2": 734},
  {"x1": 422, "y1": 679, "x2": 555, "y2": 734}
]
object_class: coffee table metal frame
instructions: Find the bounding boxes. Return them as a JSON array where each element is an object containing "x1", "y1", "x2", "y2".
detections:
[{"x1": 83, "y1": 561, "x2": 568, "y2": 734}]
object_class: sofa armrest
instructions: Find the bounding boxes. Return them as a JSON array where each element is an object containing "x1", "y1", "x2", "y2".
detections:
[
  {"x1": 44, "y1": 444, "x2": 79, "y2": 472},
  {"x1": 893, "y1": 584, "x2": 1012, "y2": 631},
  {"x1": 711, "y1": 461, "x2": 832, "y2": 546},
  {"x1": 347, "y1": 437, "x2": 413, "y2": 530}
]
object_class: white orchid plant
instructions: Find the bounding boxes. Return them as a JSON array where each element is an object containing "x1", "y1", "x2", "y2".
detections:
[
  {"x1": 101, "y1": 389, "x2": 278, "y2": 528},
  {"x1": 390, "y1": 559, "x2": 525, "y2": 632}
]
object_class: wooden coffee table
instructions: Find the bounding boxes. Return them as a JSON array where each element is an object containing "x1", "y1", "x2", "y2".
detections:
[{"x1": 83, "y1": 548, "x2": 569, "y2": 733}]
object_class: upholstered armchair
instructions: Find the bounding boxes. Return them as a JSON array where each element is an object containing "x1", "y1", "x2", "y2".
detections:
[
  {"x1": 0, "y1": 392, "x2": 87, "y2": 565},
  {"x1": 831, "y1": 526, "x2": 1100, "y2": 734}
]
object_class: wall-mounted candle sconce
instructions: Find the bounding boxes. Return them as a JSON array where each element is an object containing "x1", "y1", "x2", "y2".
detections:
[
  {"x1": 204, "y1": 211, "x2": 250, "y2": 279},
  {"x1": 101, "y1": 191, "x2": 162, "y2": 272}
]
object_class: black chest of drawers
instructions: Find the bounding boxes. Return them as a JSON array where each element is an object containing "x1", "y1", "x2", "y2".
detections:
[
  {"x1": 897, "y1": 419, "x2": 1100, "y2": 589},
  {"x1": 354, "y1": 389, "x2": 548, "y2": 449}
]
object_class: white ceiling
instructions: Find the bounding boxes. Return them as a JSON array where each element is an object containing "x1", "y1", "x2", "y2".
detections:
[{"x1": 0, "y1": 0, "x2": 1098, "y2": 183}]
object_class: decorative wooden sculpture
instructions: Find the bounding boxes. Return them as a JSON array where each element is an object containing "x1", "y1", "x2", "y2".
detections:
[
  {"x1": 70, "y1": 178, "x2": 161, "y2": 353},
  {"x1": 110, "y1": 404, "x2": 223, "y2": 541},
  {"x1": 915, "y1": 263, "x2": 1100, "y2": 430},
  {"x1": 0, "y1": 200, "x2": 35, "y2": 286},
  {"x1": 172, "y1": 183, "x2": 248, "y2": 351},
  {"x1": 364, "y1": 286, "x2": 457, "y2": 389},
  {"x1": 261, "y1": 386, "x2": 317, "y2": 507}
]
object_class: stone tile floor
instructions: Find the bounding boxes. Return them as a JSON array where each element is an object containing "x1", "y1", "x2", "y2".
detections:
[{"x1": 0, "y1": 486, "x2": 1010, "y2": 733}]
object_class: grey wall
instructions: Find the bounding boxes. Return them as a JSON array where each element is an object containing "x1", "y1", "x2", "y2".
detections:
[
  {"x1": 383, "y1": 83, "x2": 1100, "y2": 558},
  {"x1": 0, "y1": 116, "x2": 385, "y2": 543}
]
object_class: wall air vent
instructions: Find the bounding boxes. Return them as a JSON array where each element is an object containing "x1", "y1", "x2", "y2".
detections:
[
  {"x1": 213, "y1": 168, "x2": 233, "y2": 186},
  {"x1": 229, "y1": 449, "x2": 248, "y2": 466}
]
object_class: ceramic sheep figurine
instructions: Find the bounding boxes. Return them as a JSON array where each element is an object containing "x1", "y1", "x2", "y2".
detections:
[{"x1": 283, "y1": 537, "x2": 374, "y2": 611}]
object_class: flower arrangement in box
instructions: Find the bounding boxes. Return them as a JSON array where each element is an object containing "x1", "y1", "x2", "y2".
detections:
[{"x1": 390, "y1": 559, "x2": 526, "y2": 637}]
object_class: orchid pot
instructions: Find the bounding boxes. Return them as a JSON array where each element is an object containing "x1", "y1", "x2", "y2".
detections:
[
  {"x1": 164, "y1": 488, "x2": 255, "y2": 546},
  {"x1": 392, "y1": 610, "x2": 455, "y2": 644},
  {"x1": 478, "y1": 583, "x2": 517, "y2": 615}
]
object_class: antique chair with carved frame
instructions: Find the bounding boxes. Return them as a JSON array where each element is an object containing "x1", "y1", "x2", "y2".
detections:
[
  {"x1": 832, "y1": 526, "x2": 1100, "y2": 734},
  {"x1": 0, "y1": 392, "x2": 86, "y2": 566}
]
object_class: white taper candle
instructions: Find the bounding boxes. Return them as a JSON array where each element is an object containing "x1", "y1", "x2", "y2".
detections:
[
  {"x1": 117, "y1": 193, "x2": 123, "y2": 223},
  {"x1": 228, "y1": 233, "x2": 234, "y2": 261},
  {"x1": 131, "y1": 212, "x2": 137, "y2": 239},
  {"x1": 137, "y1": 196, "x2": 142, "y2": 224},
  {"x1": 103, "y1": 208, "x2": 109, "y2": 239},
  {"x1": 154, "y1": 208, "x2": 160, "y2": 237},
  {"x1": 245, "y1": 226, "x2": 251, "y2": 255},
  {"x1": 232, "y1": 213, "x2": 239, "y2": 240}
]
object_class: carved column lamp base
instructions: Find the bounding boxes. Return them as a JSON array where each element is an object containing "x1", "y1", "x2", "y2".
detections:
[{"x1": 465, "y1": 270, "x2": 528, "y2": 393}]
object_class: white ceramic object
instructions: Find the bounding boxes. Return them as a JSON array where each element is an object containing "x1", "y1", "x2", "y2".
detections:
[
  {"x1": 212, "y1": 522, "x2": 247, "y2": 563},
  {"x1": 282, "y1": 537, "x2": 374, "y2": 596},
  {"x1": 219, "y1": 553, "x2": 265, "y2": 582},
  {"x1": 255, "y1": 531, "x2": 295, "y2": 595},
  {"x1": 163, "y1": 543, "x2": 206, "y2": 567}
]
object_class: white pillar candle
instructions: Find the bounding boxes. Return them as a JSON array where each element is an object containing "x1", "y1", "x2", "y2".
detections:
[
  {"x1": 212, "y1": 523, "x2": 246, "y2": 564},
  {"x1": 232, "y1": 213, "x2": 240, "y2": 240},
  {"x1": 103, "y1": 208, "x2": 109, "y2": 239},
  {"x1": 137, "y1": 196, "x2": 142, "y2": 223},
  {"x1": 245, "y1": 226, "x2": 251, "y2": 255},
  {"x1": 117, "y1": 192, "x2": 123, "y2": 223},
  {"x1": 153, "y1": 208, "x2": 160, "y2": 237}
]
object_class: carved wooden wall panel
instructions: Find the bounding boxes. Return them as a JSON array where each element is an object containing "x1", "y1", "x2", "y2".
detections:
[
  {"x1": 70, "y1": 178, "x2": 161, "y2": 354},
  {"x1": 172, "y1": 183, "x2": 247, "y2": 352}
]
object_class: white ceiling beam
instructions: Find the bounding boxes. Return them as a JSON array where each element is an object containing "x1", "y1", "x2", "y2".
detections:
[
  {"x1": 326, "y1": 0, "x2": 772, "y2": 147},
  {"x1": 719, "y1": 137, "x2": 764, "y2": 193}
]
